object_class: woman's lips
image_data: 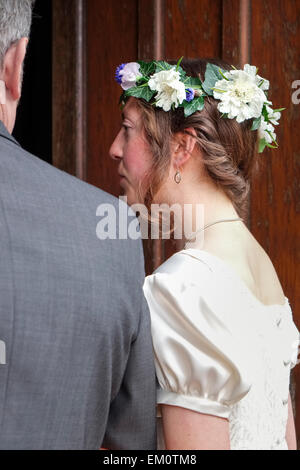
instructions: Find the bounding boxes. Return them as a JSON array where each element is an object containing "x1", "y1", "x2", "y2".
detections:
[{"x1": 118, "y1": 171, "x2": 127, "y2": 184}]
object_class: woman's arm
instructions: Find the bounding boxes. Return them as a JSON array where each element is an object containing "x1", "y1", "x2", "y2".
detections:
[
  {"x1": 161, "y1": 404, "x2": 231, "y2": 450},
  {"x1": 162, "y1": 393, "x2": 298, "y2": 450},
  {"x1": 286, "y1": 393, "x2": 297, "y2": 450}
]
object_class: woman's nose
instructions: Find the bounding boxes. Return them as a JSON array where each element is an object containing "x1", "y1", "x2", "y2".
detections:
[{"x1": 109, "y1": 133, "x2": 123, "y2": 161}]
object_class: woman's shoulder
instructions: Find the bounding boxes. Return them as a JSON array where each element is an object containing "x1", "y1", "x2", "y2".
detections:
[
  {"x1": 249, "y1": 247, "x2": 286, "y2": 306},
  {"x1": 144, "y1": 231, "x2": 287, "y2": 311},
  {"x1": 189, "y1": 225, "x2": 286, "y2": 307},
  {"x1": 148, "y1": 248, "x2": 214, "y2": 282},
  {"x1": 143, "y1": 248, "x2": 238, "y2": 319},
  {"x1": 143, "y1": 250, "x2": 216, "y2": 308}
]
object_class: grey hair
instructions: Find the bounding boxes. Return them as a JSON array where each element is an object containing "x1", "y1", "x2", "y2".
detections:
[{"x1": 0, "y1": 0, "x2": 35, "y2": 67}]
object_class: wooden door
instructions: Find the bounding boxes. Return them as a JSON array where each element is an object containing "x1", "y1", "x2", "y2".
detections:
[{"x1": 53, "y1": 0, "x2": 300, "y2": 446}]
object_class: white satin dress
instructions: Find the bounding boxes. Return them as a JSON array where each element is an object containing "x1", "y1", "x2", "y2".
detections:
[{"x1": 143, "y1": 248, "x2": 300, "y2": 450}]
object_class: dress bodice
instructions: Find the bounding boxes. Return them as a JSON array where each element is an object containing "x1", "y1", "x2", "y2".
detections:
[{"x1": 143, "y1": 248, "x2": 300, "y2": 450}]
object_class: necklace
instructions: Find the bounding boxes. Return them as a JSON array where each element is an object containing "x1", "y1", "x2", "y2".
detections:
[{"x1": 184, "y1": 217, "x2": 244, "y2": 249}]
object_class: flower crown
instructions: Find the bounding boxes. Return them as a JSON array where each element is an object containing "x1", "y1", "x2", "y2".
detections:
[{"x1": 115, "y1": 58, "x2": 284, "y2": 153}]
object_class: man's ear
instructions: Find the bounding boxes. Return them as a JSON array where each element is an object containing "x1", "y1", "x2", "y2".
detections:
[
  {"x1": 3, "y1": 38, "x2": 28, "y2": 101},
  {"x1": 172, "y1": 127, "x2": 198, "y2": 168}
]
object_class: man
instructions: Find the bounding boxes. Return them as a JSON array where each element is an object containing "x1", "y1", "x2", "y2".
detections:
[{"x1": 0, "y1": 0, "x2": 156, "y2": 450}]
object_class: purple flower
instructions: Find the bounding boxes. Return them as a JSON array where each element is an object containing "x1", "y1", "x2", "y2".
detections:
[
  {"x1": 185, "y1": 88, "x2": 195, "y2": 102},
  {"x1": 115, "y1": 63, "x2": 142, "y2": 90},
  {"x1": 115, "y1": 64, "x2": 126, "y2": 85}
]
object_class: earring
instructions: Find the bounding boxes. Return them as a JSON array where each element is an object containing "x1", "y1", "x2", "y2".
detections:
[{"x1": 174, "y1": 170, "x2": 181, "y2": 184}]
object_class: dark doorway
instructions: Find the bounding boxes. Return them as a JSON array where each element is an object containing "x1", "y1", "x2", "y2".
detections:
[{"x1": 13, "y1": 0, "x2": 52, "y2": 164}]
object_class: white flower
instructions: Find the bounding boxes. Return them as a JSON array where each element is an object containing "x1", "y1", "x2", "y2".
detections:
[
  {"x1": 265, "y1": 104, "x2": 281, "y2": 126},
  {"x1": 243, "y1": 64, "x2": 269, "y2": 91},
  {"x1": 258, "y1": 116, "x2": 276, "y2": 144},
  {"x1": 119, "y1": 63, "x2": 142, "y2": 90},
  {"x1": 213, "y1": 64, "x2": 268, "y2": 123},
  {"x1": 257, "y1": 103, "x2": 281, "y2": 145},
  {"x1": 148, "y1": 68, "x2": 186, "y2": 111}
]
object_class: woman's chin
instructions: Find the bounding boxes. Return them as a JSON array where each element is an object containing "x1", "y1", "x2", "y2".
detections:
[
  {"x1": 119, "y1": 188, "x2": 137, "y2": 207},
  {"x1": 118, "y1": 179, "x2": 141, "y2": 207},
  {"x1": 126, "y1": 194, "x2": 139, "y2": 207}
]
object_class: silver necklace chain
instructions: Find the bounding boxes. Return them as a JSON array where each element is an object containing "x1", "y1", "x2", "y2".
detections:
[{"x1": 184, "y1": 217, "x2": 244, "y2": 247}]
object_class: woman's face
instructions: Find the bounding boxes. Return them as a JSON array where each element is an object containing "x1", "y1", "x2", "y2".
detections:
[{"x1": 109, "y1": 98, "x2": 153, "y2": 206}]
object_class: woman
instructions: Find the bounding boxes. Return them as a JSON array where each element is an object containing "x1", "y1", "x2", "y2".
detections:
[{"x1": 109, "y1": 58, "x2": 300, "y2": 450}]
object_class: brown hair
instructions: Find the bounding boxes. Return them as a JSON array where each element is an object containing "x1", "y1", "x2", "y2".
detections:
[{"x1": 132, "y1": 58, "x2": 260, "y2": 223}]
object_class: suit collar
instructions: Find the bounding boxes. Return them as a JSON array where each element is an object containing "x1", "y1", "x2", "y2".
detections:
[{"x1": 0, "y1": 120, "x2": 21, "y2": 147}]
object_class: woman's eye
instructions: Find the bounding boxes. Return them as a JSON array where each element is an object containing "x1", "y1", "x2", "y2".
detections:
[{"x1": 123, "y1": 122, "x2": 132, "y2": 130}]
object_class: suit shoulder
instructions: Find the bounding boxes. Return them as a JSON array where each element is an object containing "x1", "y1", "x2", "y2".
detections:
[{"x1": 1, "y1": 139, "x2": 121, "y2": 207}]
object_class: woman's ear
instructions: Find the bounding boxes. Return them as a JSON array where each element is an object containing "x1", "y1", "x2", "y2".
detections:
[{"x1": 172, "y1": 127, "x2": 197, "y2": 168}]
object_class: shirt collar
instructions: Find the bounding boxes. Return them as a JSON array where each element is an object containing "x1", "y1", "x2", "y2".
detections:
[{"x1": 0, "y1": 120, "x2": 21, "y2": 148}]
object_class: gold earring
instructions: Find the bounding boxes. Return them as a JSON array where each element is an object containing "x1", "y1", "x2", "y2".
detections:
[{"x1": 174, "y1": 170, "x2": 181, "y2": 184}]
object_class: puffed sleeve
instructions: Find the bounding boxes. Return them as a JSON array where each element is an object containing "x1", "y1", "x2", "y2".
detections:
[{"x1": 143, "y1": 270, "x2": 253, "y2": 419}]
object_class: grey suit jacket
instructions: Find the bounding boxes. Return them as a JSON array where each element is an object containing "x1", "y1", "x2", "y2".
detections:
[{"x1": 0, "y1": 121, "x2": 156, "y2": 450}]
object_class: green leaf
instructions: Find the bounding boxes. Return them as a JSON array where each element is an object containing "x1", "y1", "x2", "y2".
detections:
[
  {"x1": 266, "y1": 142, "x2": 278, "y2": 149},
  {"x1": 124, "y1": 86, "x2": 155, "y2": 102},
  {"x1": 176, "y1": 56, "x2": 184, "y2": 71},
  {"x1": 251, "y1": 116, "x2": 262, "y2": 131},
  {"x1": 258, "y1": 138, "x2": 267, "y2": 153},
  {"x1": 135, "y1": 76, "x2": 148, "y2": 87},
  {"x1": 119, "y1": 92, "x2": 125, "y2": 105},
  {"x1": 218, "y1": 68, "x2": 229, "y2": 81},
  {"x1": 262, "y1": 104, "x2": 269, "y2": 120},
  {"x1": 258, "y1": 135, "x2": 278, "y2": 153},
  {"x1": 183, "y1": 96, "x2": 205, "y2": 117},
  {"x1": 178, "y1": 66, "x2": 187, "y2": 81},
  {"x1": 155, "y1": 61, "x2": 174, "y2": 73},
  {"x1": 202, "y1": 63, "x2": 227, "y2": 96},
  {"x1": 272, "y1": 107, "x2": 285, "y2": 113},
  {"x1": 184, "y1": 76, "x2": 203, "y2": 88},
  {"x1": 266, "y1": 130, "x2": 278, "y2": 147},
  {"x1": 138, "y1": 61, "x2": 156, "y2": 77},
  {"x1": 212, "y1": 88, "x2": 226, "y2": 93}
]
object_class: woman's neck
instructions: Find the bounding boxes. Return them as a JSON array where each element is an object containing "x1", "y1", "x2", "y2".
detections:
[{"x1": 158, "y1": 179, "x2": 241, "y2": 241}]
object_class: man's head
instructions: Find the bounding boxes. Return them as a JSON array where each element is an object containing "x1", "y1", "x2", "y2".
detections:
[{"x1": 0, "y1": 0, "x2": 35, "y2": 132}]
